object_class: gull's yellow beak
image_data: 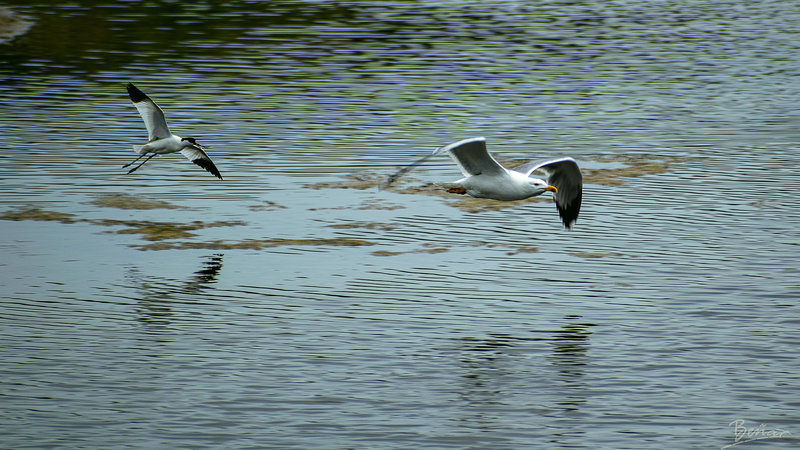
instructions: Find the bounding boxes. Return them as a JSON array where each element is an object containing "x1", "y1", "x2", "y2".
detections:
[{"x1": 545, "y1": 185, "x2": 558, "y2": 193}]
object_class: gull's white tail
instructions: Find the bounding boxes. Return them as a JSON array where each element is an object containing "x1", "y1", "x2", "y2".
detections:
[{"x1": 132, "y1": 144, "x2": 146, "y2": 154}]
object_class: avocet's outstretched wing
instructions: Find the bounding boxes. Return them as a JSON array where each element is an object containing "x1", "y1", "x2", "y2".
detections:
[
  {"x1": 180, "y1": 146, "x2": 222, "y2": 180},
  {"x1": 514, "y1": 157, "x2": 582, "y2": 228},
  {"x1": 127, "y1": 83, "x2": 170, "y2": 141}
]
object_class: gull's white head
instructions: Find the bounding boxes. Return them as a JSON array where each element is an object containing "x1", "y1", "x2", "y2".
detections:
[{"x1": 528, "y1": 177, "x2": 558, "y2": 195}]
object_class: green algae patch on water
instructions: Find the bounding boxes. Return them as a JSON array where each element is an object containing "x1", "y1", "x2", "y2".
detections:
[
  {"x1": 134, "y1": 237, "x2": 376, "y2": 251},
  {"x1": 95, "y1": 219, "x2": 246, "y2": 241},
  {"x1": 305, "y1": 173, "x2": 384, "y2": 191},
  {"x1": 583, "y1": 154, "x2": 701, "y2": 186},
  {"x1": 0, "y1": 207, "x2": 78, "y2": 224},
  {"x1": 0, "y1": 205, "x2": 376, "y2": 252},
  {"x1": 90, "y1": 194, "x2": 186, "y2": 210},
  {"x1": 372, "y1": 243, "x2": 450, "y2": 257},
  {"x1": 248, "y1": 201, "x2": 287, "y2": 211},
  {"x1": 0, "y1": 207, "x2": 247, "y2": 244},
  {"x1": 448, "y1": 195, "x2": 550, "y2": 213},
  {"x1": 473, "y1": 241, "x2": 539, "y2": 255},
  {"x1": 354, "y1": 199, "x2": 405, "y2": 211},
  {"x1": 568, "y1": 251, "x2": 624, "y2": 258},
  {"x1": 382, "y1": 181, "x2": 452, "y2": 198},
  {"x1": 327, "y1": 221, "x2": 398, "y2": 231}
]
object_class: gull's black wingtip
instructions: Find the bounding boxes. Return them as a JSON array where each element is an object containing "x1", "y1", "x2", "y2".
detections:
[
  {"x1": 126, "y1": 82, "x2": 147, "y2": 103},
  {"x1": 557, "y1": 189, "x2": 582, "y2": 230}
]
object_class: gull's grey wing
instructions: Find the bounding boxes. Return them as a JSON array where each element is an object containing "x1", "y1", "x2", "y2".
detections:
[
  {"x1": 127, "y1": 83, "x2": 171, "y2": 141},
  {"x1": 180, "y1": 146, "x2": 222, "y2": 180},
  {"x1": 514, "y1": 157, "x2": 582, "y2": 229},
  {"x1": 441, "y1": 137, "x2": 506, "y2": 177},
  {"x1": 382, "y1": 137, "x2": 505, "y2": 188},
  {"x1": 383, "y1": 151, "x2": 438, "y2": 188}
]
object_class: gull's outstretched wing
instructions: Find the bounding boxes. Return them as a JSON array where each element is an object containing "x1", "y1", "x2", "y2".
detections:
[
  {"x1": 383, "y1": 151, "x2": 439, "y2": 187},
  {"x1": 180, "y1": 146, "x2": 223, "y2": 180},
  {"x1": 127, "y1": 83, "x2": 171, "y2": 141},
  {"x1": 382, "y1": 138, "x2": 456, "y2": 187},
  {"x1": 514, "y1": 157, "x2": 582, "y2": 229},
  {"x1": 383, "y1": 137, "x2": 505, "y2": 188},
  {"x1": 441, "y1": 137, "x2": 506, "y2": 177}
]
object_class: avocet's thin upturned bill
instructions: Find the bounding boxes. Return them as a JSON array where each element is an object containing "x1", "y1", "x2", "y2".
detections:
[
  {"x1": 385, "y1": 137, "x2": 582, "y2": 228},
  {"x1": 123, "y1": 83, "x2": 222, "y2": 179}
]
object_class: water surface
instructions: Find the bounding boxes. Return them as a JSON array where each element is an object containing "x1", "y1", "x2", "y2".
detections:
[{"x1": 1, "y1": 1, "x2": 799, "y2": 448}]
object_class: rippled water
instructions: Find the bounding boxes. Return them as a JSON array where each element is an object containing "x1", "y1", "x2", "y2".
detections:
[{"x1": 2, "y1": 1, "x2": 799, "y2": 448}]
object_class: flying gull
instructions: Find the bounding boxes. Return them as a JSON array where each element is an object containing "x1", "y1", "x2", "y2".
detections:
[
  {"x1": 123, "y1": 83, "x2": 222, "y2": 179},
  {"x1": 385, "y1": 137, "x2": 582, "y2": 228}
]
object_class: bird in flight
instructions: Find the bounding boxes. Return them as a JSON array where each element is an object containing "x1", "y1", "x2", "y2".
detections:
[
  {"x1": 123, "y1": 83, "x2": 222, "y2": 179},
  {"x1": 385, "y1": 137, "x2": 582, "y2": 229}
]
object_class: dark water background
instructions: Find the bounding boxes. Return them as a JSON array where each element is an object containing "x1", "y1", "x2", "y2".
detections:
[{"x1": 1, "y1": 1, "x2": 799, "y2": 448}]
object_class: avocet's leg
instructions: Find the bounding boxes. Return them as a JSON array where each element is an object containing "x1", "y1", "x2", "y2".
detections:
[
  {"x1": 126, "y1": 153, "x2": 157, "y2": 174},
  {"x1": 122, "y1": 153, "x2": 147, "y2": 168}
]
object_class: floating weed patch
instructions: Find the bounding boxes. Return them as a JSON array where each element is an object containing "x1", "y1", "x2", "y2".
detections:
[
  {"x1": 474, "y1": 241, "x2": 539, "y2": 255},
  {"x1": 371, "y1": 250, "x2": 404, "y2": 256},
  {"x1": 502, "y1": 246, "x2": 540, "y2": 255},
  {"x1": 568, "y1": 251, "x2": 624, "y2": 258},
  {"x1": 0, "y1": 207, "x2": 78, "y2": 223},
  {"x1": 327, "y1": 221, "x2": 397, "y2": 231},
  {"x1": 583, "y1": 163, "x2": 669, "y2": 186},
  {"x1": 248, "y1": 201, "x2": 287, "y2": 211},
  {"x1": 449, "y1": 196, "x2": 549, "y2": 213},
  {"x1": 305, "y1": 173, "x2": 384, "y2": 190},
  {"x1": 268, "y1": 238, "x2": 375, "y2": 247},
  {"x1": 355, "y1": 199, "x2": 405, "y2": 211},
  {"x1": 583, "y1": 154, "x2": 701, "y2": 186},
  {"x1": 372, "y1": 246, "x2": 450, "y2": 257},
  {"x1": 1, "y1": 206, "x2": 247, "y2": 244},
  {"x1": 2, "y1": 206, "x2": 374, "y2": 252},
  {"x1": 384, "y1": 181, "x2": 452, "y2": 198},
  {"x1": 748, "y1": 199, "x2": 775, "y2": 209},
  {"x1": 134, "y1": 237, "x2": 376, "y2": 251},
  {"x1": 112, "y1": 222, "x2": 199, "y2": 241},
  {"x1": 96, "y1": 219, "x2": 245, "y2": 241},
  {"x1": 90, "y1": 194, "x2": 185, "y2": 210}
]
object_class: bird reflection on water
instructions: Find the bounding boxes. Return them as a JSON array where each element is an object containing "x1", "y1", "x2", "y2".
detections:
[
  {"x1": 548, "y1": 317, "x2": 593, "y2": 411},
  {"x1": 125, "y1": 254, "x2": 224, "y2": 328},
  {"x1": 454, "y1": 318, "x2": 594, "y2": 441}
]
